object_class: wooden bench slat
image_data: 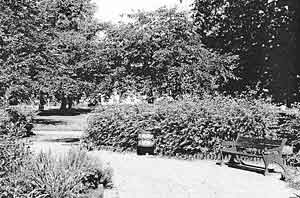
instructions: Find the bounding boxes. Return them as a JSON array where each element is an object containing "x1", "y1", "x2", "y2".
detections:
[
  {"x1": 236, "y1": 143, "x2": 278, "y2": 150},
  {"x1": 236, "y1": 136, "x2": 283, "y2": 150},
  {"x1": 222, "y1": 149, "x2": 261, "y2": 158},
  {"x1": 237, "y1": 136, "x2": 283, "y2": 146},
  {"x1": 236, "y1": 140, "x2": 282, "y2": 148}
]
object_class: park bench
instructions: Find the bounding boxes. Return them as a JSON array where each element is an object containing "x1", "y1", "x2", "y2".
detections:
[{"x1": 219, "y1": 135, "x2": 288, "y2": 178}]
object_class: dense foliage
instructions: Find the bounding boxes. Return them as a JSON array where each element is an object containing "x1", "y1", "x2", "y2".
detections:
[
  {"x1": 1, "y1": 0, "x2": 298, "y2": 106},
  {"x1": 96, "y1": 8, "x2": 238, "y2": 102},
  {"x1": 0, "y1": 0, "x2": 48, "y2": 102},
  {"x1": 0, "y1": 106, "x2": 34, "y2": 137},
  {"x1": 0, "y1": 139, "x2": 31, "y2": 198},
  {"x1": 0, "y1": 0, "x2": 102, "y2": 109},
  {"x1": 193, "y1": 0, "x2": 300, "y2": 105},
  {"x1": 37, "y1": 0, "x2": 102, "y2": 110},
  {"x1": 84, "y1": 95, "x2": 300, "y2": 157}
]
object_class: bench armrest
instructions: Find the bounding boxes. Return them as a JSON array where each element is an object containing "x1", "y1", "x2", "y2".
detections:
[{"x1": 265, "y1": 138, "x2": 287, "y2": 155}]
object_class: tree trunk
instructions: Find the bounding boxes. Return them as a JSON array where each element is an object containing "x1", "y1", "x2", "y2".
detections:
[
  {"x1": 38, "y1": 92, "x2": 44, "y2": 111},
  {"x1": 60, "y1": 96, "x2": 67, "y2": 111},
  {"x1": 67, "y1": 96, "x2": 73, "y2": 110},
  {"x1": 147, "y1": 90, "x2": 154, "y2": 104}
]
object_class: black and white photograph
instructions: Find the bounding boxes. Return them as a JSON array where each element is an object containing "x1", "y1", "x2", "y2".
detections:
[{"x1": 0, "y1": 0, "x2": 299, "y2": 197}]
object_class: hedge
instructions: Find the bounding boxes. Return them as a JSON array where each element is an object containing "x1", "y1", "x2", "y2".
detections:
[{"x1": 84, "y1": 95, "x2": 300, "y2": 158}]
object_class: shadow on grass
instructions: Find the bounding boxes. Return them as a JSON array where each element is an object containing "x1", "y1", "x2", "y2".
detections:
[
  {"x1": 33, "y1": 118, "x2": 67, "y2": 125},
  {"x1": 217, "y1": 161, "x2": 282, "y2": 176},
  {"x1": 37, "y1": 108, "x2": 92, "y2": 116},
  {"x1": 44, "y1": 137, "x2": 81, "y2": 143}
]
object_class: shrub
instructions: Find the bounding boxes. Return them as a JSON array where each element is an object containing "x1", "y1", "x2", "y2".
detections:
[
  {"x1": 23, "y1": 148, "x2": 112, "y2": 197},
  {"x1": 0, "y1": 137, "x2": 32, "y2": 197},
  {"x1": 0, "y1": 106, "x2": 34, "y2": 137},
  {"x1": 5, "y1": 85, "x2": 31, "y2": 105},
  {"x1": 84, "y1": 95, "x2": 300, "y2": 158},
  {"x1": 286, "y1": 155, "x2": 300, "y2": 196}
]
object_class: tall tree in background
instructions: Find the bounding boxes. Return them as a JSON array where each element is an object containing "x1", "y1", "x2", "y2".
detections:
[
  {"x1": 97, "y1": 8, "x2": 238, "y2": 102},
  {"x1": 0, "y1": 0, "x2": 102, "y2": 109},
  {"x1": 0, "y1": 0, "x2": 50, "y2": 105},
  {"x1": 193, "y1": 0, "x2": 299, "y2": 105},
  {"x1": 38, "y1": 0, "x2": 101, "y2": 110}
]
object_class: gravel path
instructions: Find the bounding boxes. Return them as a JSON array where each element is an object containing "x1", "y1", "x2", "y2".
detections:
[
  {"x1": 91, "y1": 150, "x2": 296, "y2": 198},
  {"x1": 29, "y1": 111, "x2": 297, "y2": 198}
]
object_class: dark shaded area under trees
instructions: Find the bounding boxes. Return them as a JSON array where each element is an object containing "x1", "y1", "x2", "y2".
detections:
[{"x1": 193, "y1": 0, "x2": 300, "y2": 106}]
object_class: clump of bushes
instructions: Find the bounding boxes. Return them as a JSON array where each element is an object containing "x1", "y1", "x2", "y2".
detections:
[
  {"x1": 0, "y1": 106, "x2": 34, "y2": 137},
  {"x1": 0, "y1": 147, "x2": 113, "y2": 198},
  {"x1": 286, "y1": 159, "x2": 300, "y2": 196},
  {"x1": 84, "y1": 95, "x2": 300, "y2": 158},
  {"x1": 0, "y1": 137, "x2": 32, "y2": 197}
]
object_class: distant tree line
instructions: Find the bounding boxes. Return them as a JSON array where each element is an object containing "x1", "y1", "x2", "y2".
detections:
[{"x1": 0, "y1": 0, "x2": 299, "y2": 109}]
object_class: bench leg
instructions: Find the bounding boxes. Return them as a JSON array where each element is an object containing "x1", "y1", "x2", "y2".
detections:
[
  {"x1": 263, "y1": 154, "x2": 287, "y2": 177},
  {"x1": 262, "y1": 155, "x2": 270, "y2": 175},
  {"x1": 219, "y1": 152, "x2": 224, "y2": 166},
  {"x1": 274, "y1": 156, "x2": 288, "y2": 179},
  {"x1": 229, "y1": 154, "x2": 239, "y2": 164}
]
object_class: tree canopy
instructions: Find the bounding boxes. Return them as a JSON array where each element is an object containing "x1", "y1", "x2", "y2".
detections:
[
  {"x1": 193, "y1": 0, "x2": 299, "y2": 105},
  {"x1": 0, "y1": 0, "x2": 49, "y2": 104},
  {"x1": 96, "y1": 8, "x2": 238, "y2": 102},
  {"x1": 1, "y1": 0, "x2": 299, "y2": 107},
  {"x1": 0, "y1": 0, "x2": 103, "y2": 108},
  {"x1": 37, "y1": 0, "x2": 102, "y2": 109}
]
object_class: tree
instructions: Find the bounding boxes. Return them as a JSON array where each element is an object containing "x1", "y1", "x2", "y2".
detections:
[
  {"x1": 37, "y1": 0, "x2": 102, "y2": 110},
  {"x1": 0, "y1": 0, "x2": 50, "y2": 104},
  {"x1": 98, "y1": 8, "x2": 238, "y2": 101},
  {"x1": 193, "y1": 0, "x2": 299, "y2": 105}
]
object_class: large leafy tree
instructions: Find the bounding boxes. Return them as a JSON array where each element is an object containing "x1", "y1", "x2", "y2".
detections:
[
  {"x1": 193, "y1": 0, "x2": 299, "y2": 105},
  {"x1": 0, "y1": 0, "x2": 102, "y2": 109},
  {"x1": 98, "y1": 8, "x2": 238, "y2": 102},
  {"x1": 0, "y1": 0, "x2": 50, "y2": 105},
  {"x1": 37, "y1": 0, "x2": 102, "y2": 109}
]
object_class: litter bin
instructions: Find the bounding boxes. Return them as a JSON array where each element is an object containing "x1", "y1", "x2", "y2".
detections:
[{"x1": 137, "y1": 132, "x2": 155, "y2": 155}]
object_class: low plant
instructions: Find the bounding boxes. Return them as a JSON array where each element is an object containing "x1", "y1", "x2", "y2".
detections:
[
  {"x1": 0, "y1": 144, "x2": 113, "y2": 198},
  {"x1": 22, "y1": 148, "x2": 112, "y2": 198},
  {"x1": 0, "y1": 137, "x2": 32, "y2": 197},
  {"x1": 286, "y1": 159, "x2": 300, "y2": 197}
]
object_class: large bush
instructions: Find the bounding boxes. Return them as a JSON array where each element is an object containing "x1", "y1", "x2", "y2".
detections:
[
  {"x1": 84, "y1": 95, "x2": 300, "y2": 158},
  {"x1": 0, "y1": 106, "x2": 34, "y2": 137}
]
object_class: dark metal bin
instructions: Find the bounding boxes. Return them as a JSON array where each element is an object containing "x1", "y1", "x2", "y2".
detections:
[{"x1": 137, "y1": 132, "x2": 155, "y2": 155}]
